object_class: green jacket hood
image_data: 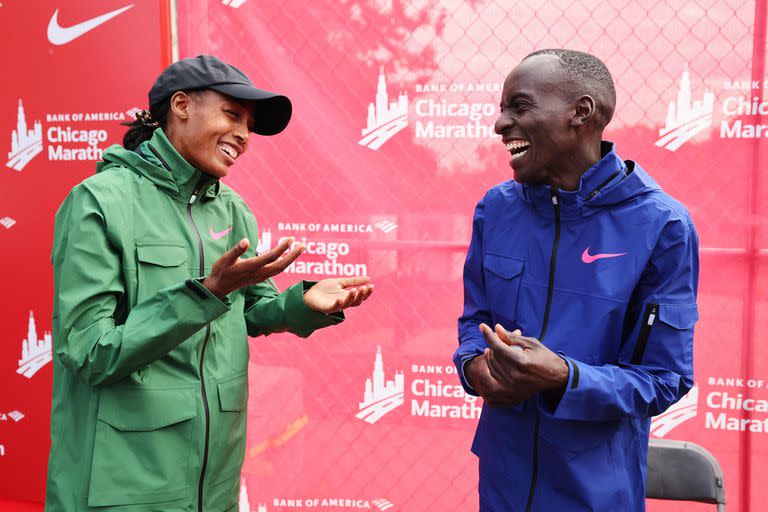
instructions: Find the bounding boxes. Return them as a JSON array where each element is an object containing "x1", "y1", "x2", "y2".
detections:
[{"x1": 96, "y1": 128, "x2": 220, "y2": 202}]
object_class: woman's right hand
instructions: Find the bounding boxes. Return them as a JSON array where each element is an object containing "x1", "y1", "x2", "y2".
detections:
[{"x1": 202, "y1": 237, "x2": 304, "y2": 299}]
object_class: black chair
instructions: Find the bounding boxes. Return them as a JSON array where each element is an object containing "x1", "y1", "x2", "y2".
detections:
[{"x1": 646, "y1": 438, "x2": 725, "y2": 511}]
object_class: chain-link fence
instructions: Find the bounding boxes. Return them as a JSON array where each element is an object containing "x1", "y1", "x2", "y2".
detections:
[{"x1": 177, "y1": 2, "x2": 766, "y2": 510}]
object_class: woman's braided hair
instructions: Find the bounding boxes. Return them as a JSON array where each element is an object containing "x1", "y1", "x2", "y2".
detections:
[{"x1": 121, "y1": 89, "x2": 205, "y2": 150}]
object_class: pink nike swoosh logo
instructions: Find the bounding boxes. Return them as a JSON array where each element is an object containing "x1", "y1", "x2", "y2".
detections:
[
  {"x1": 581, "y1": 246, "x2": 627, "y2": 264},
  {"x1": 210, "y1": 226, "x2": 232, "y2": 240}
]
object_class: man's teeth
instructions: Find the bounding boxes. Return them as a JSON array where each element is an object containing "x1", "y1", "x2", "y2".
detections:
[
  {"x1": 219, "y1": 145, "x2": 237, "y2": 159},
  {"x1": 505, "y1": 141, "x2": 530, "y2": 160},
  {"x1": 505, "y1": 141, "x2": 530, "y2": 154}
]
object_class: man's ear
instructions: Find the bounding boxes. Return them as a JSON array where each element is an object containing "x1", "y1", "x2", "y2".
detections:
[
  {"x1": 571, "y1": 95, "x2": 595, "y2": 127},
  {"x1": 169, "y1": 91, "x2": 192, "y2": 121}
]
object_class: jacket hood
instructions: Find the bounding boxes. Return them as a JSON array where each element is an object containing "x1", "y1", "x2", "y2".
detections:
[
  {"x1": 517, "y1": 141, "x2": 661, "y2": 216},
  {"x1": 96, "y1": 128, "x2": 220, "y2": 202}
]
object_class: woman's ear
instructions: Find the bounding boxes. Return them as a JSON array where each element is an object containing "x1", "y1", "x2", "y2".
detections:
[
  {"x1": 169, "y1": 91, "x2": 192, "y2": 121},
  {"x1": 571, "y1": 95, "x2": 595, "y2": 127}
]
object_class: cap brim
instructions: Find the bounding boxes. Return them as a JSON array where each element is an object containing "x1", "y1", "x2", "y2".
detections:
[{"x1": 210, "y1": 83, "x2": 292, "y2": 135}]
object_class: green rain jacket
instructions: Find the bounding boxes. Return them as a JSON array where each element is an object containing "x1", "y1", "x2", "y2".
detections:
[{"x1": 45, "y1": 129, "x2": 342, "y2": 512}]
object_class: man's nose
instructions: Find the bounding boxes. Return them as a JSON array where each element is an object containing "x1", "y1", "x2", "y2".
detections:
[{"x1": 494, "y1": 114, "x2": 511, "y2": 135}]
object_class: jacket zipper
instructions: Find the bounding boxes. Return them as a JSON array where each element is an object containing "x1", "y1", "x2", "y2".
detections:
[
  {"x1": 147, "y1": 144, "x2": 213, "y2": 510},
  {"x1": 631, "y1": 303, "x2": 658, "y2": 364},
  {"x1": 587, "y1": 167, "x2": 625, "y2": 199},
  {"x1": 525, "y1": 188, "x2": 561, "y2": 512},
  {"x1": 187, "y1": 182, "x2": 212, "y2": 512}
]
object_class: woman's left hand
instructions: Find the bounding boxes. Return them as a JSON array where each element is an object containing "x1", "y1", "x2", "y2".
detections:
[{"x1": 303, "y1": 277, "x2": 374, "y2": 314}]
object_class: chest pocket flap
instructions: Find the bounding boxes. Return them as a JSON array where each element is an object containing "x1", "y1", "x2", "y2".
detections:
[
  {"x1": 483, "y1": 253, "x2": 525, "y2": 279},
  {"x1": 136, "y1": 242, "x2": 188, "y2": 267},
  {"x1": 482, "y1": 254, "x2": 525, "y2": 322}
]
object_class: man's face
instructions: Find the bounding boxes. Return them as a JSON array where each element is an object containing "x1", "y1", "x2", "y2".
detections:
[
  {"x1": 173, "y1": 90, "x2": 254, "y2": 178},
  {"x1": 494, "y1": 55, "x2": 577, "y2": 185}
]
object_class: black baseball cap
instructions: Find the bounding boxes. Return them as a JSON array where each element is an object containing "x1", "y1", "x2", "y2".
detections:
[{"x1": 149, "y1": 55, "x2": 292, "y2": 136}]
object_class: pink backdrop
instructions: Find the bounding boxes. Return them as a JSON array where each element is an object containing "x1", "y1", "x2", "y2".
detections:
[{"x1": 2, "y1": 1, "x2": 768, "y2": 511}]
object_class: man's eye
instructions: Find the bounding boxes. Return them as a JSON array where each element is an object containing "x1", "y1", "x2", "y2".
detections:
[
  {"x1": 225, "y1": 109, "x2": 239, "y2": 118},
  {"x1": 501, "y1": 103, "x2": 529, "y2": 113}
]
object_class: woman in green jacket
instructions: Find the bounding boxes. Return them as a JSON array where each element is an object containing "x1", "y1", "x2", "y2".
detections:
[{"x1": 45, "y1": 55, "x2": 373, "y2": 512}]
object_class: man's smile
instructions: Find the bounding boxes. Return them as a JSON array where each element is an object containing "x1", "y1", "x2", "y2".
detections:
[{"x1": 505, "y1": 139, "x2": 530, "y2": 160}]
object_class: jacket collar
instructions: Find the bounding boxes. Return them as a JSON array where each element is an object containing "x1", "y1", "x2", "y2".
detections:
[
  {"x1": 138, "y1": 129, "x2": 220, "y2": 203},
  {"x1": 517, "y1": 141, "x2": 628, "y2": 217}
]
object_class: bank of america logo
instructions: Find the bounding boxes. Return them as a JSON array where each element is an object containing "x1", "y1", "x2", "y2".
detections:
[
  {"x1": 1, "y1": 217, "x2": 16, "y2": 229},
  {"x1": 372, "y1": 498, "x2": 395, "y2": 511},
  {"x1": 18, "y1": 311, "x2": 52, "y2": 379},
  {"x1": 650, "y1": 386, "x2": 699, "y2": 437},
  {"x1": 7, "y1": 100, "x2": 43, "y2": 171},
  {"x1": 239, "y1": 477, "x2": 263, "y2": 512},
  {"x1": 358, "y1": 68, "x2": 408, "y2": 151},
  {"x1": 374, "y1": 220, "x2": 397, "y2": 234},
  {"x1": 256, "y1": 229, "x2": 272, "y2": 254},
  {"x1": 8, "y1": 410, "x2": 24, "y2": 423},
  {"x1": 656, "y1": 70, "x2": 714, "y2": 152},
  {"x1": 356, "y1": 346, "x2": 404, "y2": 424}
]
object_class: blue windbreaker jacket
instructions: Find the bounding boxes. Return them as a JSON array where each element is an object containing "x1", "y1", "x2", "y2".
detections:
[{"x1": 454, "y1": 143, "x2": 699, "y2": 511}]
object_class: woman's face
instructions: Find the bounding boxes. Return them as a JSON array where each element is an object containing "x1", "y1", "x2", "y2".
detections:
[{"x1": 167, "y1": 90, "x2": 255, "y2": 178}]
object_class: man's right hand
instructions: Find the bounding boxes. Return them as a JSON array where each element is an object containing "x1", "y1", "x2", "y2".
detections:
[
  {"x1": 202, "y1": 237, "x2": 305, "y2": 299},
  {"x1": 465, "y1": 351, "x2": 530, "y2": 407}
]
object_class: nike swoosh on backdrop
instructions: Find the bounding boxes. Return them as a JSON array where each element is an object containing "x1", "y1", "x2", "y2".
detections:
[
  {"x1": 581, "y1": 246, "x2": 628, "y2": 264},
  {"x1": 47, "y1": 4, "x2": 134, "y2": 46},
  {"x1": 210, "y1": 227, "x2": 232, "y2": 240}
]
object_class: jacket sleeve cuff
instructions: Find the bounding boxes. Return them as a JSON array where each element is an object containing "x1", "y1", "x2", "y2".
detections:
[
  {"x1": 539, "y1": 353, "x2": 580, "y2": 417},
  {"x1": 453, "y1": 346, "x2": 485, "y2": 396},
  {"x1": 185, "y1": 278, "x2": 232, "y2": 309},
  {"x1": 284, "y1": 280, "x2": 344, "y2": 338},
  {"x1": 459, "y1": 356, "x2": 481, "y2": 396}
]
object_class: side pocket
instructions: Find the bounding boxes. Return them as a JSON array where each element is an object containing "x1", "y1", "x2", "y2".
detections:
[
  {"x1": 208, "y1": 373, "x2": 249, "y2": 485},
  {"x1": 631, "y1": 303, "x2": 698, "y2": 366},
  {"x1": 482, "y1": 253, "x2": 525, "y2": 322},
  {"x1": 539, "y1": 414, "x2": 622, "y2": 454},
  {"x1": 87, "y1": 387, "x2": 197, "y2": 507}
]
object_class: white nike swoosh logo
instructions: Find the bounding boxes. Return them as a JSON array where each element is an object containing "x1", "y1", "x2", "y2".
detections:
[{"x1": 47, "y1": 4, "x2": 134, "y2": 46}]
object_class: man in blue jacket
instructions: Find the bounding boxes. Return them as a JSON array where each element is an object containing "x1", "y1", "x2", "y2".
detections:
[{"x1": 454, "y1": 49, "x2": 699, "y2": 511}]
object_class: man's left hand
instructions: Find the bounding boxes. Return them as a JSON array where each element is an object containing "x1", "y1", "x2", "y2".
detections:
[
  {"x1": 304, "y1": 277, "x2": 374, "y2": 314},
  {"x1": 479, "y1": 323, "x2": 569, "y2": 396}
]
